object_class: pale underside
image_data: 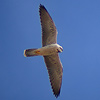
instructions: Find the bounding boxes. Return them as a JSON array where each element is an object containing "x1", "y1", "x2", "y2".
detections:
[
  {"x1": 37, "y1": 44, "x2": 60, "y2": 56},
  {"x1": 39, "y1": 4, "x2": 63, "y2": 97}
]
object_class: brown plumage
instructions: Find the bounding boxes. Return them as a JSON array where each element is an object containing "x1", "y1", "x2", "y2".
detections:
[
  {"x1": 24, "y1": 4, "x2": 63, "y2": 98},
  {"x1": 39, "y1": 4, "x2": 63, "y2": 97}
]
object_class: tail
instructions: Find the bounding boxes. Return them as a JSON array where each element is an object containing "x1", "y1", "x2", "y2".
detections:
[{"x1": 24, "y1": 48, "x2": 40, "y2": 57}]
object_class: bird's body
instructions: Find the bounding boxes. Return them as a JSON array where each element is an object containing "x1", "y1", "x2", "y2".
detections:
[
  {"x1": 24, "y1": 44, "x2": 63, "y2": 57},
  {"x1": 24, "y1": 4, "x2": 63, "y2": 98}
]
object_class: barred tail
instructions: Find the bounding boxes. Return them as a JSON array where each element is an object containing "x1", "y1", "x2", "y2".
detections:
[{"x1": 24, "y1": 48, "x2": 39, "y2": 57}]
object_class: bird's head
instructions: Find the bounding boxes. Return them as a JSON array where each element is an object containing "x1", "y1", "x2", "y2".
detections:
[{"x1": 57, "y1": 46, "x2": 63, "y2": 53}]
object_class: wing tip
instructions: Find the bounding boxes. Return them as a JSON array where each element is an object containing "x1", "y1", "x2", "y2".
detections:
[
  {"x1": 54, "y1": 90, "x2": 60, "y2": 98},
  {"x1": 52, "y1": 86, "x2": 61, "y2": 98},
  {"x1": 39, "y1": 4, "x2": 45, "y2": 9},
  {"x1": 39, "y1": 4, "x2": 48, "y2": 13},
  {"x1": 39, "y1": 4, "x2": 43, "y2": 7},
  {"x1": 50, "y1": 79, "x2": 61, "y2": 98}
]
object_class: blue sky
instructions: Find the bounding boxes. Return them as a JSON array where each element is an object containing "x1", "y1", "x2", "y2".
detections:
[{"x1": 0, "y1": 0, "x2": 100, "y2": 100}]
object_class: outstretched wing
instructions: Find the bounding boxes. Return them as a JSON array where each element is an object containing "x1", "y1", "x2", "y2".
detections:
[
  {"x1": 39, "y1": 4, "x2": 57, "y2": 47},
  {"x1": 43, "y1": 54, "x2": 63, "y2": 97}
]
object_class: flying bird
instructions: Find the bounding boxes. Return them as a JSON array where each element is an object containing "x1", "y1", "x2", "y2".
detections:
[{"x1": 24, "y1": 4, "x2": 63, "y2": 98}]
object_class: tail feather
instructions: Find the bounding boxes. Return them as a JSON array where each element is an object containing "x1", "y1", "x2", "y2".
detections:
[{"x1": 24, "y1": 48, "x2": 38, "y2": 57}]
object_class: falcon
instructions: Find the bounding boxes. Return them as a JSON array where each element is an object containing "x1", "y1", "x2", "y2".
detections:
[{"x1": 24, "y1": 4, "x2": 63, "y2": 98}]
